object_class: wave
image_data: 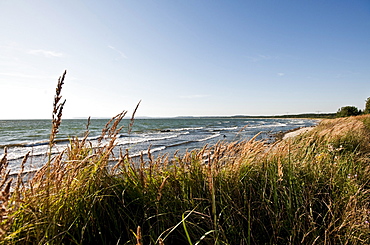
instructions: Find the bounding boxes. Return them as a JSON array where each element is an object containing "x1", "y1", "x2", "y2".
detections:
[
  {"x1": 115, "y1": 133, "x2": 181, "y2": 147},
  {"x1": 167, "y1": 140, "x2": 193, "y2": 148},
  {"x1": 0, "y1": 140, "x2": 50, "y2": 148},
  {"x1": 4, "y1": 132, "x2": 184, "y2": 161},
  {"x1": 197, "y1": 133, "x2": 221, "y2": 142},
  {"x1": 162, "y1": 127, "x2": 204, "y2": 132},
  {"x1": 247, "y1": 123, "x2": 287, "y2": 129},
  {"x1": 1, "y1": 118, "x2": 318, "y2": 174},
  {"x1": 0, "y1": 135, "x2": 96, "y2": 149},
  {"x1": 129, "y1": 146, "x2": 167, "y2": 158},
  {"x1": 5, "y1": 143, "x2": 67, "y2": 162},
  {"x1": 209, "y1": 126, "x2": 239, "y2": 131}
]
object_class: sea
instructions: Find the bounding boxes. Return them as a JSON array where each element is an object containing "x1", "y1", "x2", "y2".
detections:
[{"x1": 0, "y1": 118, "x2": 317, "y2": 174}]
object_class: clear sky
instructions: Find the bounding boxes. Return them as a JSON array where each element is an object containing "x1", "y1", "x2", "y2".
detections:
[{"x1": 1, "y1": 0, "x2": 369, "y2": 119}]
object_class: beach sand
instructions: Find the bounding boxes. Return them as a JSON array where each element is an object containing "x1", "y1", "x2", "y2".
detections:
[{"x1": 282, "y1": 126, "x2": 315, "y2": 140}]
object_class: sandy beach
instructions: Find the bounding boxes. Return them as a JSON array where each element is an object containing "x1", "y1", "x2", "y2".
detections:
[{"x1": 282, "y1": 126, "x2": 315, "y2": 140}]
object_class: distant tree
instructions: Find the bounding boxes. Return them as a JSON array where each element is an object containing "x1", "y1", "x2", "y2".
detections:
[
  {"x1": 364, "y1": 97, "x2": 370, "y2": 114},
  {"x1": 336, "y1": 106, "x2": 361, "y2": 117}
]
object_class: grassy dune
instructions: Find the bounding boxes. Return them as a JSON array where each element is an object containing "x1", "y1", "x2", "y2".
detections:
[{"x1": 0, "y1": 74, "x2": 369, "y2": 244}]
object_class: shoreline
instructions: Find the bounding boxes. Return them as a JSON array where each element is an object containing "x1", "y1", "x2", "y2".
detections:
[
  {"x1": 282, "y1": 126, "x2": 315, "y2": 140},
  {"x1": 272, "y1": 119, "x2": 321, "y2": 141},
  {"x1": 271, "y1": 126, "x2": 312, "y2": 141}
]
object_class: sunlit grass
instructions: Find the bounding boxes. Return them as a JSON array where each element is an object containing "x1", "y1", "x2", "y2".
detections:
[{"x1": 0, "y1": 72, "x2": 369, "y2": 244}]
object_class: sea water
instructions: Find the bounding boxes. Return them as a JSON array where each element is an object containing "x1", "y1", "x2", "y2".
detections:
[{"x1": 0, "y1": 118, "x2": 317, "y2": 174}]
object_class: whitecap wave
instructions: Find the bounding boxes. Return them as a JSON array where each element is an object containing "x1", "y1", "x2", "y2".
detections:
[{"x1": 197, "y1": 134, "x2": 221, "y2": 142}]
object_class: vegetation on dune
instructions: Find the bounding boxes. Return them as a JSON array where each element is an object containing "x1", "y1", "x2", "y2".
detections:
[
  {"x1": 336, "y1": 106, "x2": 361, "y2": 118},
  {"x1": 0, "y1": 72, "x2": 369, "y2": 244},
  {"x1": 364, "y1": 97, "x2": 370, "y2": 114},
  {"x1": 336, "y1": 97, "x2": 370, "y2": 118}
]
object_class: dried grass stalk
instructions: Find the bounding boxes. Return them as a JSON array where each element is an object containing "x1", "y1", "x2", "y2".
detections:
[{"x1": 50, "y1": 70, "x2": 67, "y2": 148}]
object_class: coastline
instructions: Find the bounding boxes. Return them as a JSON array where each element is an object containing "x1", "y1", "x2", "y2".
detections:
[
  {"x1": 282, "y1": 126, "x2": 315, "y2": 140},
  {"x1": 272, "y1": 125, "x2": 314, "y2": 142},
  {"x1": 272, "y1": 118, "x2": 321, "y2": 141}
]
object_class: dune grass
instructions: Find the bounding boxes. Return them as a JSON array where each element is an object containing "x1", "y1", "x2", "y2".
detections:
[{"x1": 0, "y1": 73, "x2": 369, "y2": 244}]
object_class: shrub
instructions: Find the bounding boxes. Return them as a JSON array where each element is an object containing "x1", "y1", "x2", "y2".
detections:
[
  {"x1": 336, "y1": 106, "x2": 361, "y2": 117},
  {"x1": 364, "y1": 97, "x2": 370, "y2": 114}
]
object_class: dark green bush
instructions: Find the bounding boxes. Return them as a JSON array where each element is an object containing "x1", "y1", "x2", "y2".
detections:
[{"x1": 336, "y1": 106, "x2": 361, "y2": 117}]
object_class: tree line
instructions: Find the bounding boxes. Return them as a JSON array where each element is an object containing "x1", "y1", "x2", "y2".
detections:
[{"x1": 336, "y1": 97, "x2": 370, "y2": 117}]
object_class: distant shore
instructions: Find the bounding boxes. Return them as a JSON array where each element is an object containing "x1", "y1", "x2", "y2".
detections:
[{"x1": 173, "y1": 113, "x2": 335, "y2": 120}]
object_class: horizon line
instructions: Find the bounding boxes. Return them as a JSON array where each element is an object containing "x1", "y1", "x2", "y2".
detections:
[{"x1": 0, "y1": 112, "x2": 336, "y2": 120}]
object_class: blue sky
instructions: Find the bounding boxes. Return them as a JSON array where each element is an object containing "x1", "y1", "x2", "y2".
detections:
[{"x1": 1, "y1": 0, "x2": 369, "y2": 119}]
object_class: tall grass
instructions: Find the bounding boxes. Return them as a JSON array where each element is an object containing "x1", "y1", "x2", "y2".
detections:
[{"x1": 0, "y1": 73, "x2": 369, "y2": 244}]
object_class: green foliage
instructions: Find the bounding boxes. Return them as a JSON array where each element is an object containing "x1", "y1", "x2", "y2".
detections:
[
  {"x1": 336, "y1": 105, "x2": 361, "y2": 117},
  {"x1": 364, "y1": 97, "x2": 370, "y2": 114}
]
